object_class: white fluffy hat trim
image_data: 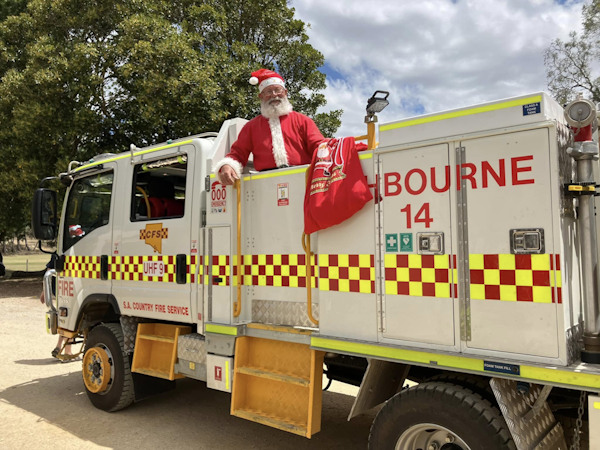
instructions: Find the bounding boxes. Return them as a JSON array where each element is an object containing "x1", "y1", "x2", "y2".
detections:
[{"x1": 258, "y1": 78, "x2": 285, "y2": 93}]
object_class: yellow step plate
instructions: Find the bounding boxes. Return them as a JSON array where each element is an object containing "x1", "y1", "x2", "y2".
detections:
[
  {"x1": 231, "y1": 336, "x2": 324, "y2": 438},
  {"x1": 131, "y1": 323, "x2": 190, "y2": 380}
]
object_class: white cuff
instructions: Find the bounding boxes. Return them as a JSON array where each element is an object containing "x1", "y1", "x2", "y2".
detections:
[{"x1": 214, "y1": 157, "x2": 243, "y2": 184}]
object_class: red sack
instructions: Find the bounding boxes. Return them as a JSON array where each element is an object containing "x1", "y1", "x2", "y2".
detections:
[{"x1": 304, "y1": 137, "x2": 373, "y2": 234}]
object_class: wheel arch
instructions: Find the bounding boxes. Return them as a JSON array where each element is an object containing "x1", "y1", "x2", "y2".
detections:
[{"x1": 76, "y1": 293, "x2": 121, "y2": 332}]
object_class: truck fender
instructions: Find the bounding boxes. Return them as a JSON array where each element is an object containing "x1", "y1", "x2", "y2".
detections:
[{"x1": 75, "y1": 294, "x2": 121, "y2": 331}]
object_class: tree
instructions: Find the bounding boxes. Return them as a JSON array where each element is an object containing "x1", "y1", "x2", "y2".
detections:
[
  {"x1": 0, "y1": 0, "x2": 342, "y2": 239},
  {"x1": 545, "y1": 0, "x2": 600, "y2": 104},
  {"x1": 0, "y1": 0, "x2": 27, "y2": 21}
]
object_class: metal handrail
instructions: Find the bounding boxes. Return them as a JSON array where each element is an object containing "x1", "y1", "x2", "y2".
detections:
[
  {"x1": 302, "y1": 233, "x2": 319, "y2": 326},
  {"x1": 233, "y1": 180, "x2": 242, "y2": 317},
  {"x1": 43, "y1": 268, "x2": 57, "y2": 311}
]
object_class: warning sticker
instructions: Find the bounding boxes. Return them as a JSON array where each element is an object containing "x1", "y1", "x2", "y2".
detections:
[
  {"x1": 522, "y1": 102, "x2": 541, "y2": 116},
  {"x1": 211, "y1": 181, "x2": 227, "y2": 213},
  {"x1": 385, "y1": 233, "x2": 398, "y2": 252},
  {"x1": 484, "y1": 361, "x2": 520, "y2": 375},
  {"x1": 277, "y1": 183, "x2": 289, "y2": 206},
  {"x1": 400, "y1": 233, "x2": 413, "y2": 252}
]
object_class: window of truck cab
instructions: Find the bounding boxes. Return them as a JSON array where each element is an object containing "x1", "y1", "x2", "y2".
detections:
[
  {"x1": 62, "y1": 171, "x2": 114, "y2": 252},
  {"x1": 131, "y1": 155, "x2": 187, "y2": 222}
]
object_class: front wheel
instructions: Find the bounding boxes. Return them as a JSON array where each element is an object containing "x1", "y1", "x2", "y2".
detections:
[
  {"x1": 82, "y1": 323, "x2": 134, "y2": 412},
  {"x1": 368, "y1": 382, "x2": 516, "y2": 450}
]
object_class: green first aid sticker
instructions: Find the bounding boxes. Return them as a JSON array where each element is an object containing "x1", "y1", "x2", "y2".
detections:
[
  {"x1": 385, "y1": 234, "x2": 398, "y2": 252},
  {"x1": 400, "y1": 233, "x2": 413, "y2": 252}
]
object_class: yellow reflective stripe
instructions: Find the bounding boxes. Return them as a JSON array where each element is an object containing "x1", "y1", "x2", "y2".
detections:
[
  {"x1": 222, "y1": 152, "x2": 371, "y2": 183},
  {"x1": 243, "y1": 166, "x2": 308, "y2": 181},
  {"x1": 205, "y1": 324, "x2": 238, "y2": 336},
  {"x1": 380, "y1": 95, "x2": 543, "y2": 132},
  {"x1": 311, "y1": 336, "x2": 600, "y2": 390},
  {"x1": 247, "y1": 323, "x2": 313, "y2": 335},
  {"x1": 75, "y1": 139, "x2": 194, "y2": 172},
  {"x1": 225, "y1": 359, "x2": 230, "y2": 390},
  {"x1": 520, "y1": 366, "x2": 600, "y2": 390},
  {"x1": 594, "y1": 402, "x2": 600, "y2": 409}
]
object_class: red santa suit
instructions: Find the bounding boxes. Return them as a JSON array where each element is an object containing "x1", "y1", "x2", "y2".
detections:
[{"x1": 214, "y1": 111, "x2": 325, "y2": 181}]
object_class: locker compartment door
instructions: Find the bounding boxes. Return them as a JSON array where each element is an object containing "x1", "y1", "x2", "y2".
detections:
[
  {"x1": 206, "y1": 226, "x2": 232, "y2": 324},
  {"x1": 462, "y1": 128, "x2": 559, "y2": 359},
  {"x1": 380, "y1": 143, "x2": 456, "y2": 347}
]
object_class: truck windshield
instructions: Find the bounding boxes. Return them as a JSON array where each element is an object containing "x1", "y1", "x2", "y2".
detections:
[{"x1": 62, "y1": 171, "x2": 114, "y2": 252}]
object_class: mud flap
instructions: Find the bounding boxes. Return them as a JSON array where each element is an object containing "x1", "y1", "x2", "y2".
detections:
[{"x1": 129, "y1": 355, "x2": 176, "y2": 402}]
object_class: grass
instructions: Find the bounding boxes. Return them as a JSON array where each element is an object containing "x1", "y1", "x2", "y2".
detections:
[{"x1": 3, "y1": 253, "x2": 51, "y2": 272}]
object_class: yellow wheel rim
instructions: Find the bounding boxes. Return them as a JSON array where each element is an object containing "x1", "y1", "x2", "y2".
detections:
[{"x1": 82, "y1": 347, "x2": 111, "y2": 393}]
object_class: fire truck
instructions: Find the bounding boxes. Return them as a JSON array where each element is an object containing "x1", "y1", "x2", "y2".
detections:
[{"x1": 32, "y1": 91, "x2": 600, "y2": 449}]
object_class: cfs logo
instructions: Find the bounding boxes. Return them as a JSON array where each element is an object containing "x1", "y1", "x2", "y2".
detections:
[{"x1": 139, "y1": 223, "x2": 168, "y2": 253}]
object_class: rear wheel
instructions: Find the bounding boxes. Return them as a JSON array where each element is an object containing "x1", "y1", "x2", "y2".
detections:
[
  {"x1": 83, "y1": 323, "x2": 134, "y2": 412},
  {"x1": 368, "y1": 382, "x2": 515, "y2": 450},
  {"x1": 427, "y1": 373, "x2": 495, "y2": 404}
]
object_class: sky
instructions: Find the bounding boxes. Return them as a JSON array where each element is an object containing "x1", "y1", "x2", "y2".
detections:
[{"x1": 291, "y1": 0, "x2": 586, "y2": 137}]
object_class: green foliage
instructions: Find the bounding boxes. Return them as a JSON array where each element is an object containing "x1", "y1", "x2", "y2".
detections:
[
  {"x1": 0, "y1": 0, "x2": 342, "y2": 237},
  {"x1": 545, "y1": 0, "x2": 600, "y2": 104},
  {"x1": 0, "y1": 0, "x2": 27, "y2": 21},
  {"x1": 315, "y1": 109, "x2": 344, "y2": 138}
]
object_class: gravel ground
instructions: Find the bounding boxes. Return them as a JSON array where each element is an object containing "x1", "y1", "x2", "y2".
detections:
[{"x1": 0, "y1": 278, "x2": 376, "y2": 449}]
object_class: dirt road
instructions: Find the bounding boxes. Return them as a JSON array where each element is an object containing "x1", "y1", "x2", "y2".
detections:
[{"x1": 0, "y1": 279, "x2": 376, "y2": 449}]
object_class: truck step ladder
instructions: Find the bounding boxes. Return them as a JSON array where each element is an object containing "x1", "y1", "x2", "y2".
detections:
[
  {"x1": 131, "y1": 323, "x2": 191, "y2": 380},
  {"x1": 231, "y1": 328, "x2": 324, "y2": 438}
]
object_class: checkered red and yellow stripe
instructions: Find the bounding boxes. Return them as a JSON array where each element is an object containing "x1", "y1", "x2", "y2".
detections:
[
  {"x1": 189, "y1": 255, "x2": 201, "y2": 284},
  {"x1": 211, "y1": 255, "x2": 230, "y2": 286},
  {"x1": 210, "y1": 254, "x2": 320, "y2": 289},
  {"x1": 59, "y1": 253, "x2": 562, "y2": 303},
  {"x1": 62, "y1": 255, "x2": 101, "y2": 279},
  {"x1": 60, "y1": 255, "x2": 200, "y2": 283},
  {"x1": 384, "y1": 253, "x2": 562, "y2": 303},
  {"x1": 385, "y1": 254, "x2": 457, "y2": 298},
  {"x1": 238, "y1": 254, "x2": 318, "y2": 288},
  {"x1": 319, "y1": 254, "x2": 375, "y2": 293},
  {"x1": 469, "y1": 254, "x2": 562, "y2": 303},
  {"x1": 110, "y1": 255, "x2": 178, "y2": 282}
]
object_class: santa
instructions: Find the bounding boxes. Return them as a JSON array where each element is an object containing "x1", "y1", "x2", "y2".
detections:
[{"x1": 214, "y1": 69, "x2": 325, "y2": 185}]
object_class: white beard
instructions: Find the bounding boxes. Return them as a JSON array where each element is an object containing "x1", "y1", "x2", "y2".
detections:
[
  {"x1": 261, "y1": 97, "x2": 293, "y2": 119},
  {"x1": 260, "y1": 97, "x2": 293, "y2": 167}
]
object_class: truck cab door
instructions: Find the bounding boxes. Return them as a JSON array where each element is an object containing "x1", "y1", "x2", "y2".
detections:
[
  {"x1": 112, "y1": 146, "x2": 195, "y2": 322},
  {"x1": 58, "y1": 166, "x2": 116, "y2": 331}
]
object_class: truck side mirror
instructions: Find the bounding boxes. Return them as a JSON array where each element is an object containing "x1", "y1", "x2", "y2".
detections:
[{"x1": 32, "y1": 188, "x2": 58, "y2": 240}]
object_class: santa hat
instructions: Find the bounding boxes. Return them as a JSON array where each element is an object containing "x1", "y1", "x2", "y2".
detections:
[{"x1": 249, "y1": 69, "x2": 286, "y2": 93}]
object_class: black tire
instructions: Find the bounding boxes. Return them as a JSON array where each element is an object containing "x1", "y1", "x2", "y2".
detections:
[
  {"x1": 368, "y1": 382, "x2": 516, "y2": 450},
  {"x1": 83, "y1": 323, "x2": 134, "y2": 412},
  {"x1": 428, "y1": 372, "x2": 496, "y2": 404}
]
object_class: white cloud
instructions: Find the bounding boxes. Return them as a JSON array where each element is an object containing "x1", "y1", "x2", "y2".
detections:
[{"x1": 291, "y1": 0, "x2": 585, "y2": 136}]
